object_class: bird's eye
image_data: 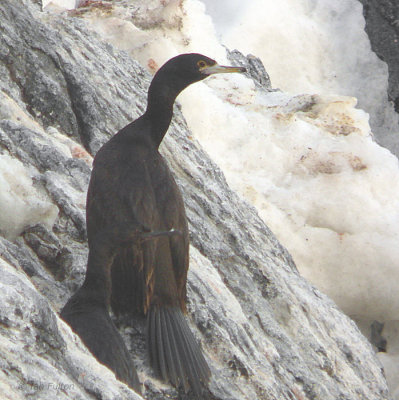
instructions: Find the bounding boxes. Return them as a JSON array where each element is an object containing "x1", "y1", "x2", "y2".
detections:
[{"x1": 197, "y1": 60, "x2": 207, "y2": 69}]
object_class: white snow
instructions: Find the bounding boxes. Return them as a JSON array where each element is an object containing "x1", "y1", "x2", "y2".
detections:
[
  {"x1": 42, "y1": 0, "x2": 77, "y2": 11},
  {"x1": 180, "y1": 87, "x2": 399, "y2": 323},
  {"x1": 0, "y1": 93, "x2": 60, "y2": 239},
  {"x1": 201, "y1": 0, "x2": 399, "y2": 140},
  {"x1": 0, "y1": 154, "x2": 58, "y2": 240}
]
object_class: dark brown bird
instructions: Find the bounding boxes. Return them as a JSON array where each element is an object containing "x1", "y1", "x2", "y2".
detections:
[{"x1": 64, "y1": 53, "x2": 245, "y2": 396}]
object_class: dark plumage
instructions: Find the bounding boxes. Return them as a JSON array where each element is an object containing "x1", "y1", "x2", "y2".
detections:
[
  {"x1": 61, "y1": 227, "x2": 143, "y2": 391},
  {"x1": 62, "y1": 53, "x2": 245, "y2": 396}
]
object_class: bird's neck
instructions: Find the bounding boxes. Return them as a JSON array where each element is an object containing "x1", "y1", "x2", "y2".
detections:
[{"x1": 143, "y1": 74, "x2": 186, "y2": 148}]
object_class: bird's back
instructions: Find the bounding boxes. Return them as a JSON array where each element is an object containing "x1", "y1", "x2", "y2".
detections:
[{"x1": 86, "y1": 119, "x2": 189, "y2": 315}]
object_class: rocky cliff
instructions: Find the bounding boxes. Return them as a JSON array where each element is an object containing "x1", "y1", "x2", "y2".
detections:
[
  {"x1": 0, "y1": 0, "x2": 391, "y2": 399},
  {"x1": 359, "y1": 0, "x2": 399, "y2": 114}
]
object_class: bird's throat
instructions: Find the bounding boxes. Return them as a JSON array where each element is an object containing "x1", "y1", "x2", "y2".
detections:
[{"x1": 144, "y1": 72, "x2": 188, "y2": 148}]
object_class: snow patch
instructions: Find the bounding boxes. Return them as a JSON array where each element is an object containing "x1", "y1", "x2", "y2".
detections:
[
  {"x1": 42, "y1": 0, "x2": 77, "y2": 11},
  {"x1": 201, "y1": 0, "x2": 399, "y2": 142},
  {"x1": 0, "y1": 154, "x2": 58, "y2": 241}
]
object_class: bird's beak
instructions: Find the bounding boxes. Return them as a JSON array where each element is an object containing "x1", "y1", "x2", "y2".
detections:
[{"x1": 201, "y1": 63, "x2": 246, "y2": 76}]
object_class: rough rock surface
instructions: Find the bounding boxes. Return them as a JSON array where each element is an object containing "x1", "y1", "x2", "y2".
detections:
[
  {"x1": 358, "y1": 0, "x2": 399, "y2": 158},
  {"x1": 226, "y1": 49, "x2": 273, "y2": 92},
  {"x1": 358, "y1": 0, "x2": 399, "y2": 114},
  {"x1": 0, "y1": 0, "x2": 391, "y2": 399}
]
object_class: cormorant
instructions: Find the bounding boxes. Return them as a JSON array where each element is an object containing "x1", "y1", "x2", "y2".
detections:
[{"x1": 64, "y1": 53, "x2": 245, "y2": 396}]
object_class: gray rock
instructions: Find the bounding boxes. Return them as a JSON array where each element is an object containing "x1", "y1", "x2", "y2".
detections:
[
  {"x1": 357, "y1": 0, "x2": 399, "y2": 154},
  {"x1": 226, "y1": 49, "x2": 273, "y2": 91},
  {"x1": 0, "y1": 0, "x2": 391, "y2": 399},
  {"x1": 358, "y1": 0, "x2": 399, "y2": 113},
  {"x1": 0, "y1": 250, "x2": 142, "y2": 400}
]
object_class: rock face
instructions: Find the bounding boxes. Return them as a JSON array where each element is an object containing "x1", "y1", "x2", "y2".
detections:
[
  {"x1": 0, "y1": 1, "x2": 391, "y2": 399},
  {"x1": 226, "y1": 49, "x2": 273, "y2": 92},
  {"x1": 358, "y1": 0, "x2": 399, "y2": 113}
]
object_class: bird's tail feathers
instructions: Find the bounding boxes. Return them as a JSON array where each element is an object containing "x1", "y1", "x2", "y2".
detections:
[{"x1": 146, "y1": 305, "x2": 210, "y2": 397}]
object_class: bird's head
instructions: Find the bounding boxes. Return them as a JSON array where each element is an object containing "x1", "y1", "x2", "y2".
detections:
[
  {"x1": 145, "y1": 53, "x2": 246, "y2": 144},
  {"x1": 156, "y1": 53, "x2": 246, "y2": 90}
]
